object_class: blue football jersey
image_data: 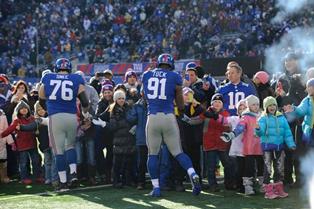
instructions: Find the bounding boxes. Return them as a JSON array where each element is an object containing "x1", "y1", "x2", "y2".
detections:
[
  {"x1": 42, "y1": 73, "x2": 84, "y2": 115},
  {"x1": 218, "y1": 81, "x2": 256, "y2": 116},
  {"x1": 142, "y1": 68, "x2": 182, "y2": 115}
]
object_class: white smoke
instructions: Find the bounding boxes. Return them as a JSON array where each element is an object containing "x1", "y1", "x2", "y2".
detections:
[
  {"x1": 273, "y1": 0, "x2": 313, "y2": 23},
  {"x1": 301, "y1": 151, "x2": 314, "y2": 209},
  {"x1": 264, "y1": 27, "x2": 314, "y2": 75}
]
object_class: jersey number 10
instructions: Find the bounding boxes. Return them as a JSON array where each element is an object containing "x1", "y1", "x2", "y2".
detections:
[
  {"x1": 147, "y1": 78, "x2": 167, "y2": 100},
  {"x1": 49, "y1": 80, "x2": 74, "y2": 101},
  {"x1": 228, "y1": 92, "x2": 245, "y2": 109}
]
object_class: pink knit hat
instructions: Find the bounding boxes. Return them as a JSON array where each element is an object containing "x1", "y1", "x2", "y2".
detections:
[{"x1": 254, "y1": 71, "x2": 269, "y2": 84}]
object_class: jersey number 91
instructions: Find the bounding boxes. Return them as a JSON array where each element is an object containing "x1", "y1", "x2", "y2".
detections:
[{"x1": 147, "y1": 78, "x2": 167, "y2": 100}]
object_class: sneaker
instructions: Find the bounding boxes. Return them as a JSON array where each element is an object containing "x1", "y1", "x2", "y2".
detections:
[
  {"x1": 136, "y1": 183, "x2": 145, "y2": 190},
  {"x1": 22, "y1": 179, "x2": 32, "y2": 185},
  {"x1": 149, "y1": 187, "x2": 161, "y2": 197},
  {"x1": 52, "y1": 181, "x2": 60, "y2": 190},
  {"x1": 208, "y1": 184, "x2": 219, "y2": 192},
  {"x1": 191, "y1": 174, "x2": 201, "y2": 195},
  {"x1": 160, "y1": 185, "x2": 172, "y2": 191},
  {"x1": 44, "y1": 179, "x2": 51, "y2": 185},
  {"x1": 56, "y1": 182, "x2": 69, "y2": 192},
  {"x1": 68, "y1": 172, "x2": 79, "y2": 188},
  {"x1": 175, "y1": 184, "x2": 185, "y2": 192},
  {"x1": 36, "y1": 177, "x2": 45, "y2": 184}
]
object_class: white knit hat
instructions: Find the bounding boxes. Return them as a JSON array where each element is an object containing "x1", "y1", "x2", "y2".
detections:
[
  {"x1": 236, "y1": 99, "x2": 247, "y2": 110},
  {"x1": 113, "y1": 90, "x2": 126, "y2": 102},
  {"x1": 246, "y1": 95, "x2": 260, "y2": 106}
]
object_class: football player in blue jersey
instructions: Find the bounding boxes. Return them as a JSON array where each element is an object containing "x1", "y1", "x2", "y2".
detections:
[
  {"x1": 142, "y1": 53, "x2": 201, "y2": 197},
  {"x1": 218, "y1": 64, "x2": 256, "y2": 116},
  {"x1": 39, "y1": 58, "x2": 90, "y2": 191}
]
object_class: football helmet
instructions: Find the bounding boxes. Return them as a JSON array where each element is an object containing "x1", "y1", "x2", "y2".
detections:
[
  {"x1": 55, "y1": 58, "x2": 72, "y2": 73},
  {"x1": 157, "y1": 53, "x2": 174, "y2": 70}
]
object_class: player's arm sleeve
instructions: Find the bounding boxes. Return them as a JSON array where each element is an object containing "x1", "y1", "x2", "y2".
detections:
[
  {"x1": 175, "y1": 85, "x2": 184, "y2": 112},
  {"x1": 38, "y1": 84, "x2": 47, "y2": 110},
  {"x1": 174, "y1": 73, "x2": 184, "y2": 112},
  {"x1": 78, "y1": 92, "x2": 89, "y2": 109}
]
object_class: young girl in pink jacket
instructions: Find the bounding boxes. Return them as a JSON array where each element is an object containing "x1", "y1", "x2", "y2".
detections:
[
  {"x1": 221, "y1": 95, "x2": 263, "y2": 195},
  {"x1": 0, "y1": 109, "x2": 15, "y2": 183}
]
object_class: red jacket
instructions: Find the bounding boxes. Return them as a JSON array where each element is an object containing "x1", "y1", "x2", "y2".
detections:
[
  {"x1": 1, "y1": 116, "x2": 36, "y2": 151},
  {"x1": 202, "y1": 109, "x2": 231, "y2": 151}
]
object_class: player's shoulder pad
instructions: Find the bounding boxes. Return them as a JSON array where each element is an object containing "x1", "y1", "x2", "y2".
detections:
[
  {"x1": 41, "y1": 72, "x2": 55, "y2": 84},
  {"x1": 241, "y1": 82, "x2": 249, "y2": 87},
  {"x1": 217, "y1": 83, "x2": 229, "y2": 93},
  {"x1": 71, "y1": 73, "x2": 85, "y2": 83}
]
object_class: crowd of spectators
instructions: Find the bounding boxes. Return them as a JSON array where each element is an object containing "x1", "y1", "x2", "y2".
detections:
[{"x1": 0, "y1": 0, "x2": 313, "y2": 77}]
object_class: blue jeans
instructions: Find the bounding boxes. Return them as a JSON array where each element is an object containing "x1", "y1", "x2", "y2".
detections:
[
  {"x1": 43, "y1": 148, "x2": 58, "y2": 182},
  {"x1": 19, "y1": 149, "x2": 41, "y2": 180},
  {"x1": 75, "y1": 136, "x2": 95, "y2": 166},
  {"x1": 205, "y1": 150, "x2": 233, "y2": 187}
]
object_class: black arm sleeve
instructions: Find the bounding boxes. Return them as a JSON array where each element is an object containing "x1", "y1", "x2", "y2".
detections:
[
  {"x1": 78, "y1": 92, "x2": 89, "y2": 108},
  {"x1": 19, "y1": 121, "x2": 38, "y2": 132},
  {"x1": 39, "y1": 98, "x2": 47, "y2": 111}
]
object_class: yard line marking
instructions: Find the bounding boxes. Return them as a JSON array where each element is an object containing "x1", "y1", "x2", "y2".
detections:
[{"x1": 0, "y1": 184, "x2": 113, "y2": 201}]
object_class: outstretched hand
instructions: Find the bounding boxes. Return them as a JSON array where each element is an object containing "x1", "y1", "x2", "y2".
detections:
[{"x1": 220, "y1": 132, "x2": 235, "y2": 142}]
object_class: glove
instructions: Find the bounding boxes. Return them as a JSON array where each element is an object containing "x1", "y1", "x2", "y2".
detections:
[
  {"x1": 204, "y1": 111, "x2": 219, "y2": 120},
  {"x1": 35, "y1": 117, "x2": 49, "y2": 126},
  {"x1": 10, "y1": 143, "x2": 17, "y2": 151},
  {"x1": 82, "y1": 111, "x2": 92, "y2": 119},
  {"x1": 220, "y1": 132, "x2": 235, "y2": 142},
  {"x1": 289, "y1": 146, "x2": 296, "y2": 151},
  {"x1": 181, "y1": 114, "x2": 191, "y2": 123},
  {"x1": 92, "y1": 118, "x2": 107, "y2": 128}
]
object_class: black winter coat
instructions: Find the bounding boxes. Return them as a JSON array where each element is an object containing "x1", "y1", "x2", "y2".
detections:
[{"x1": 109, "y1": 104, "x2": 135, "y2": 155}]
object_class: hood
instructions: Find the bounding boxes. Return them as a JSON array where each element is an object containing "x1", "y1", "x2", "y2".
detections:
[
  {"x1": 14, "y1": 100, "x2": 31, "y2": 118},
  {"x1": 241, "y1": 109, "x2": 258, "y2": 117}
]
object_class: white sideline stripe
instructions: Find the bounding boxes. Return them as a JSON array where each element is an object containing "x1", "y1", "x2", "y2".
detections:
[{"x1": 0, "y1": 184, "x2": 112, "y2": 201}]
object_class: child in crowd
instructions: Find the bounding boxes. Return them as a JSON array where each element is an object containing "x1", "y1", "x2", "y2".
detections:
[
  {"x1": 0, "y1": 109, "x2": 15, "y2": 183},
  {"x1": 201, "y1": 93, "x2": 233, "y2": 191},
  {"x1": 108, "y1": 90, "x2": 136, "y2": 188},
  {"x1": 221, "y1": 95, "x2": 264, "y2": 195},
  {"x1": 228, "y1": 99, "x2": 247, "y2": 193},
  {"x1": 1, "y1": 101, "x2": 42, "y2": 184},
  {"x1": 256, "y1": 96, "x2": 296, "y2": 199},
  {"x1": 18, "y1": 101, "x2": 59, "y2": 186},
  {"x1": 76, "y1": 102, "x2": 96, "y2": 185},
  {"x1": 126, "y1": 95, "x2": 148, "y2": 190},
  {"x1": 286, "y1": 78, "x2": 314, "y2": 147}
]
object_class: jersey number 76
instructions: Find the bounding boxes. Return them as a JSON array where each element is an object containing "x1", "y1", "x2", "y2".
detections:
[{"x1": 48, "y1": 80, "x2": 73, "y2": 101}]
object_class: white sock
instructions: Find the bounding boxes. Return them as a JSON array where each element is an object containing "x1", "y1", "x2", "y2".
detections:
[
  {"x1": 58, "y1": 171, "x2": 67, "y2": 183},
  {"x1": 151, "y1": 179, "x2": 159, "y2": 188},
  {"x1": 69, "y1": 164, "x2": 77, "y2": 174},
  {"x1": 187, "y1": 168, "x2": 196, "y2": 177}
]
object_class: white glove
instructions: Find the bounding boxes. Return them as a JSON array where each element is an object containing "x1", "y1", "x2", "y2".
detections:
[
  {"x1": 35, "y1": 117, "x2": 48, "y2": 126},
  {"x1": 129, "y1": 125, "x2": 137, "y2": 135},
  {"x1": 220, "y1": 132, "x2": 235, "y2": 142},
  {"x1": 181, "y1": 114, "x2": 191, "y2": 123},
  {"x1": 40, "y1": 117, "x2": 49, "y2": 126},
  {"x1": 92, "y1": 118, "x2": 107, "y2": 128},
  {"x1": 82, "y1": 111, "x2": 92, "y2": 119}
]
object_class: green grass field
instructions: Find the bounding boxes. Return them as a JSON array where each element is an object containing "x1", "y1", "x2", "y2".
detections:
[{"x1": 0, "y1": 181, "x2": 311, "y2": 209}]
